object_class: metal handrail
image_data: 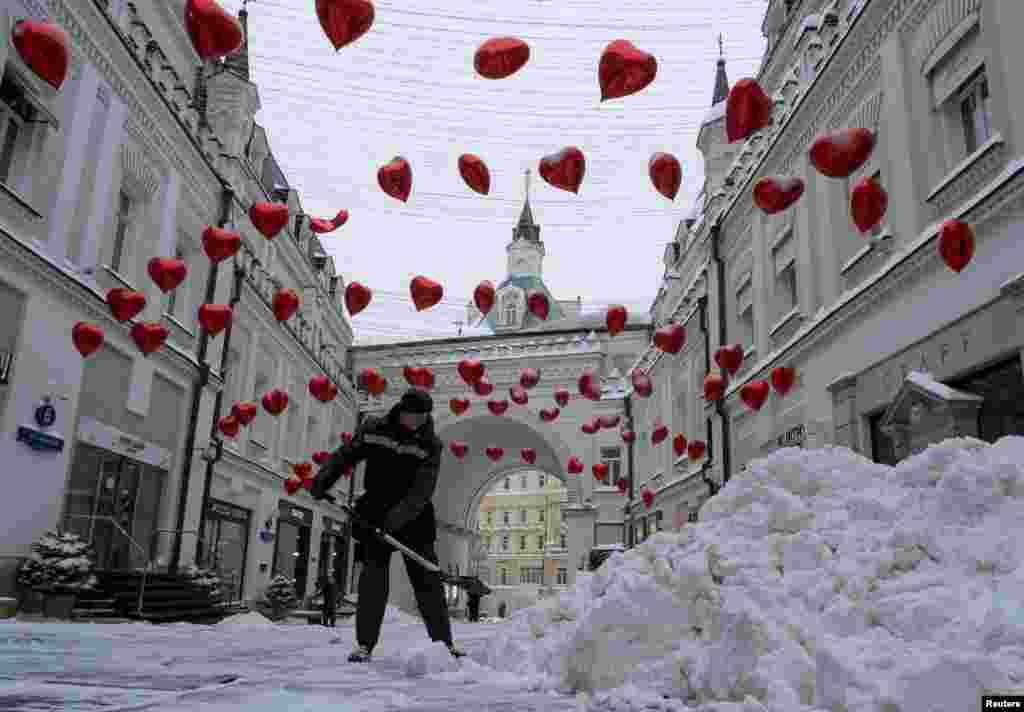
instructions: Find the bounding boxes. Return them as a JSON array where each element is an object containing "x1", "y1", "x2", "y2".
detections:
[{"x1": 62, "y1": 514, "x2": 151, "y2": 615}]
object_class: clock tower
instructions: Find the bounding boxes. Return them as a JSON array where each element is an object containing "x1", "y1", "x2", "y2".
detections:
[{"x1": 507, "y1": 170, "x2": 544, "y2": 277}]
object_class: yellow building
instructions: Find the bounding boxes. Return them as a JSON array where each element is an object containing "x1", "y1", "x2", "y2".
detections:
[{"x1": 475, "y1": 470, "x2": 569, "y2": 616}]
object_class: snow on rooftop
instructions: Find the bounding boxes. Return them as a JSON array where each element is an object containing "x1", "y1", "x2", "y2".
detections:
[{"x1": 907, "y1": 370, "x2": 984, "y2": 401}]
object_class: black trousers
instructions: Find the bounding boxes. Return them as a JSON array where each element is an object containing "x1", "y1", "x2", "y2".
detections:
[
  {"x1": 356, "y1": 536, "x2": 452, "y2": 651},
  {"x1": 321, "y1": 605, "x2": 336, "y2": 627}
]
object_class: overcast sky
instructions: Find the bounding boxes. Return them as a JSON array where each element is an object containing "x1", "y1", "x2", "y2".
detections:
[{"x1": 225, "y1": 0, "x2": 768, "y2": 345}]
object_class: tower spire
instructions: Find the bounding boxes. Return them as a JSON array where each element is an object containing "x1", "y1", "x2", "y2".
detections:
[
  {"x1": 516, "y1": 168, "x2": 538, "y2": 237},
  {"x1": 711, "y1": 34, "x2": 729, "y2": 106}
]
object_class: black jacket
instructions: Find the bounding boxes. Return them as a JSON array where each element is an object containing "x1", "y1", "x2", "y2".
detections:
[{"x1": 311, "y1": 404, "x2": 443, "y2": 540}]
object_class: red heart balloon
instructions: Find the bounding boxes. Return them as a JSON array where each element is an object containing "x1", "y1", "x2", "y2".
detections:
[
  {"x1": 458, "y1": 154, "x2": 491, "y2": 195},
  {"x1": 938, "y1": 219, "x2": 974, "y2": 273},
  {"x1": 740, "y1": 380, "x2": 770, "y2": 411},
  {"x1": 402, "y1": 366, "x2": 419, "y2": 387},
  {"x1": 598, "y1": 39, "x2": 657, "y2": 101},
  {"x1": 147, "y1": 257, "x2": 188, "y2": 293},
  {"x1": 232, "y1": 402, "x2": 258, "y2": 426},
  {"x1": 539, "y1": 407, "x2": 560, "y2": 422},
  {"x1": 450, "y1": 397, "x2": 470, "y2": 416},
  {"x1": 714, "y1": 344, "x2": 744, "y2": 375},
  {"x1": 473, "y1": 281, "x2": 496, "y2": 316},
  {"x1": 687, "y1": 440, "x2": 706, "y2": 460},
  {"x1": 345, "y1": 282, "x2": 372, "y2": 316},
  {"x1": 606, "y1": 305, "x2": 628, "y2": 336},
  {"x1": 617, "y1": 478, "x2": 628, "y2": 494},
  {"x1": 106, "y1": 288, "x2": 146, "y2": 323},
  {"x1": 648, "y1": 153, "x2": 682, "y2": 201},
  {"x1": 581, "y1": 422, "x2": 598, "y2": 435},
  {"x1": 521, "y1": 448, "x2": 537, "y2": 465},
  {"x1": 809, "y1": 128, "x2": 875, "y2": 179},
  {"x1": 641, "y1": 489, "x2": 654, "y2": 508},
  {"x1": 309, "y1": 375, "x2": 333, "y2": 402},
  {"x1": 704, "y1": 373, "x2": 726, "y2": 402},
  {"x1": 672, "y1": 434, "x2": 688, "y2": 457},
  {"x1": 510, "y1": 385, "x2": 529, "y2": 405},
  {"x1": 654, "y1": 323, "x2": 685, "y2": 354},
  {"x1": 487, "y1": 399, "x2": 509, "y2": 416},
  {"x1": 458, "y1": 358, "x2": 485, "y2": 386},
  {"x1": 202, "y1": 227, "x2": 241, "y2": 263},
  {"x1": 293, "y1": 462, "x2": 313, "y2": 479},
  {"x1": 770, "y1": 366, "x2": 796, "y2": 397},
  {"x1": 72, "y1": 322, "x2": 104, "y2": 357},
  {"x1": 620, "y1": 429, "x2": 635, "y2": 444},
  {"x1": 485, "y1": 446, "x2": 504, "y2": 462},
  {"x1": 631, "y1": 371, "x2": 653, "y2": 397},
  {"x1": 326, "y1": 383, "x2": 338, "y2": 402},
  {"x1": 519, "y1": 368, "x2": 540, "y2": 390},
  {"x1": 272, "y1": 289, "x2": 300, "y2": 322},
  {"x1": 474, "y1": 37, "x2": 530, "y2": 79},
  {"x1": 592, "y1": 463, "x2": 609, "y2": 481},
  {"x1": 130, "y1": 322, "x2": 169, "y2": 356},
  {"x1": 526, "y1": 291, "x2": 550, "y2": 320},
  {"x1": 262, "y1": 389, "x2": 289, "y2": 415},
  {"x1": 567, "y1": 456, "x2": 583, "y2": 474},
  {"x1": 599, "y1": 415, "x2": 621, "y2": 429},
  {"x1": 378, "y1": 156, "x2": 412, "y2": 202},
  {"x1": 341, "y1": 432, "x2": 353, "y2": 446},
  {"x1": 12, "y1": 19, "x2": 69, "y2": 90},
  {"x1": 449, "y1": 441, "x2": 469, "y2": 459},
  {"x1": 342, "y1": 464, "x2": 354, "y2": 477},
  {"x1": 753, "y1": 176, "x2": 805, "y2": 214},
  {"x1": 249, "y1": 202, "x2": 289, "y2": 239},
  {"x1": 284, "y1": 477, "x2": 302, "y2": 496},
  {"x1": 185, "y1": 0, "x2": 243, "y2": 61},
  {"x1": 416, "y1": 367, "x2": 435, "y2": 390},
  {"x1": 473, "y1": 378, "x2": 494, "y2": 397},
  {"x1": 410, "y1": 275, "x2": 443, "y2": 312},
  {"x1": 313, "y1": 451, "x2": 330, "y2": 466},
  {"x1": 198, "y1": 303, "x2": 232, "y2": 337},
  {"x1": 218, "y1": 415, "x2": 240, "y2": 438},
  {"x1": 553, "y1": 388, "x2": 570, "y2": 407},
  {"x1": 358, "y1": 368, "x2": 387, "y2": 396},
  {"x1": 726, "y1": 78, "x2": 771, "y2": 143},
  {"x1": 310, "y1": 210, "x2": 349, "y2": 233},
  {"x1": 578, "y1": 370, "x2": 597, "y2": 397},
  {"x1": 316, "y1": 0, "x2": 375, "y2": 50},
  {"x1": 303, "y1": 477, "x2": 315, "y2": 491},
  {"x1": 850, "y1": 176, "x2": 888, "y2": 233},
  {"x1": 651, "y1": 423, "x2": 669, "y2": 445},
  {"x1": 539, "y1": 147, "x2": 585, "y2": 194}
]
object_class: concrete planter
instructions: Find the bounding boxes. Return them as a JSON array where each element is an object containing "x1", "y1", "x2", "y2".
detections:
[{"x1": 42, "y1": 593, "x2": 76, "y2": 620}]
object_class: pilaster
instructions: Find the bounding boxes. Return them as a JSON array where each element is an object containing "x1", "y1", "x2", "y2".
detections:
[
  {"x1": 826, "y1": 372, "x2": 860, "y2": 453},
  {"x1": 77, "y1": 93, "x2": 128, "y2": 276}
]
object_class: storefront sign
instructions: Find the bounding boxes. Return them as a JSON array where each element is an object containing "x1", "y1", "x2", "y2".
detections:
[
  {"x1": 76, "y1": 416, "x2": 172, "y2": 469},
  {"x1": 16, "y1": 425, "x2": 63, "y2": 452},
  {"x1": 322, "y1": 516, "x2": 345, "y2": 535},
  {"x1": 208, "y1": 499, "x2": 251, "y2": 525},
  {"x1": 278, "y1": 501, "x2": 312, "y2": 526}
]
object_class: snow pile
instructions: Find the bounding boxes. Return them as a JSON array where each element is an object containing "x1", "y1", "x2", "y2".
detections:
[
  {"x1": 383, "y1": 604, "x2": 420, "y2": 625},
  {"x1": 474, "y1": 438, "x2": 1024, "y2": 712},
  {"x1": 218, "y1": 611, "x2": 275, "y2": 628}
]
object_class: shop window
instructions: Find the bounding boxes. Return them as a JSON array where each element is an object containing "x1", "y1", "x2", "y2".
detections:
[
  {"x1": 959, "y1": 70, "x2": 993, "y2": 156},
  {"x1": 600, "y1": 446, "x2": 622, "y2": 484}
]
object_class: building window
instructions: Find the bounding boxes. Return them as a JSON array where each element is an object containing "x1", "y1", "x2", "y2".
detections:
[
  {"x1": 486, "y1": 511, "x2": 493, "y2": 525},
  {"x1": 688, "y1": 510, "x2": 699, "y2": 523},
  {"x1": 773, "y1": 231, "x2": 797, "y2": 318},
  {"x1": 504, "y1": 477, "x2": 510, "y2": 490},
  {"x1": 654, "y1": 511, "x2": 664, "y2": 531},
  {"x1": 537, "y1": 535, "x2": 544, "y2": 550},
  {"x1": 521, "y1": 567, "x2": 543, "y2": 584},
  {"x1": 502, "y1": 294, "x2": 517, "y2": 325},
  {"x1": 499, "y1": 568, "x2": 507, "y2": 585},
  {"x1": 520, "y1": 474, "x2": 528, "y2": 489},
  {"x1": 519, "y1": 508, "x2": 527, "y2": 524},
  {"x1": 501, "y1": 534, "x2": 509, "y2": 551},
  {"x1": 538, "y1": 474, "x2": 546, "y2": 488},
  {"x1": 560, "y1": 534, "x2": 566, "y2": 549},
  {"x1": 502, "y1": 510, "x2": 509, "y2": 525},
  {"x1": 736, "y1": 278, "x2": 754, "y2": 349},
  {"x1": 557, "y1": 568, "x2": 567, "y2": 585},
  {"x1": 165, "y1": 246, "x2": 186, "y2": 317},
  {"x1": 0, "y1": 74, "x2": 34, "y2": 185},
  {"x1": 519, "y1": 535, "x2": 527, "y2": 550},
  {"x1": 960, "y1": 70, "x2": 992, "y2": 155},
  {"x1": 600, "y1": 446, "x2": 622, "y2": 485},
  {"x1": 110, "y1": 191, "x2": 134, "y2": 274},
  {"x1": 538, "y1": 508, "x2": 544, "y2": 523}
]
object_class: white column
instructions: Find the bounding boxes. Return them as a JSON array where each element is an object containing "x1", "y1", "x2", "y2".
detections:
[
  {"x1": 793, "y1": 163, "x2": 820, "y2": 312},
  {"x1": 78, "y1": 92, "x2": 128, "y2": 276},
  {"x1": 47, "y1": 64, "x2": 99, "y2": 262}
]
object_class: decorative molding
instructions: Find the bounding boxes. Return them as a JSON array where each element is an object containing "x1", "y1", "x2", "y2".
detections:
[
  {"x1": 926, "y1": 135, "x2": 1007, "y2": 217},
  {"x1": 909, "y1": 0, "x2": 981, "y2": 73},
  {"x1": 120, "y1": 144, "x2": 161, "y2": 200}
]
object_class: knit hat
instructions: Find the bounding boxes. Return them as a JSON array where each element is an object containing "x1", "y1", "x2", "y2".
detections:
[{"x1": 399, "y1": 387, "x2": 433, "y2": 414}]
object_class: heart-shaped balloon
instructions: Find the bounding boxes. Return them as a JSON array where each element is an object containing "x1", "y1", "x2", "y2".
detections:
[
  {"x1": 672, "y1": 434, "x2": 688, "y2": 457},
  {"x1": 458, "y1": 358, "x2": 485, "y2": 386},
  {"x1": 310, "y1": 210, "x2": 349, "y2": 233},
  {"x1": 599, "y1": 39, "x2": 657, "y2": 101},
  {"x1": 293, "y1": 462, "x2": 313, "y2": 480},
  {"x1": 600, "y1": 415, "x2": 621, "y2": 429},
  {"x1": 309, "y1": 375, "x2": 333, "y2": 402},
  {"x1": 72, "y1": 322, "x2": 104, "y2": 357},
  {"x1": 526, "y1": 290, "x2": 550, "y2": 320},
  {"x1": 521, "y1": 448, "x2": 537, "y2": 465},
  {"x1": 485, "y1": 446, "x2": 504, "y2": 462},
  {"x1": 106, "y1": 288, "x2": 146, "y2": 323},
  {"x1": 578, "y1": 370, "x2": 601, "y2": 400},
  {"x1": 218, "y1": 415, "x2": 240, "y2": 438},
  {"x1": 653, "y1": 323, "x2": 685, "y2": 354},
  {"x1": 553, "y1": 388, "x2": 570, "y2": 407},
  {"x1": 449, "y1": 441, "x2": 469, "y2": 459},
  {"x1": 510, "y1": 385, "x2": 529, "y2": 405},
  {"x1": 617, "y1": 478, "x2": 628, "y2": 494},
  {"x1": 358, "y1": 368, "x2": 387, "y2": 396},
  {"x1": 770, "y1": 366, "x2": 796, "y2": 397},
  {"x1": 581, "y1": 422, "x2": 598, "y2": 435},
  {"x1": 341, "y1": 432, "x2": 353, "y2": 446},
  {"x1": 198, "y1": 303, "x2": 232, "y2": 337},
  {"x1": 651, "y1": 423, "x2": 669, "y2": 445},
  {"x1": 519, "y1": 368, "x2": 540, "y2": 390},
  {"x1": 938, "y1": 219, "x2": 974, "y2": 273},
  {"x1": 313, "y1": 451, "x2": 330, "y2": 466},
  {"x1": 606, "y1": 305, "x2": 628, "y2": 337},
  {"x1": 539, "y1": 407, "x2": 560, "y2": 422},
  {"x1": 147, "y1": 257, "x2": 188, "y2": 293},
  {"x1": 487, "y1": 399, "x2": 509, "y2": 416},
  {"x1": 378, "y1": 156, "x2": 412, "y2": 202},
  {"x1": 316, "y1": 0, "x2": 375, "y2": 50},
  {"x1": 262, "y1": 389, "x2": 289, "y2": 415},
  {"x1": 450, "y1": 397, "x2": 470, "y2": 416},
  {"x1": 345, "y1": 282, "x2": 372, "y2": 316},
  {"x1": 740, "y1": 380, "x2": 770, "y2": 411},
  {"x1": 726, "y1": 78, "x2": 771, "y2": 143},
  {"x1": 648, "y1": 153, "x2": 682, "y2": 201},
  {"x1": 402, "y1": 366, "x2": 419, "y2": 387},
  {"x1": 473, "y1": 281, "x2": 495, "y2": 316},
  {"x1": 753, "y1": 176, "x2": 805, "y2": 214},
  {"x1": 631, "y1": 371, "x2": 653, "y2": 397},
  {"x1": 539, "y1": 146, "x2": 585, "y2": 194},
  {"x1": 415, "y1": 367, "x2": 435, "y2": 390},
  {"x1": 458, "y1": 154, "x2": 491, "y2": 195},
  {"x1": 687, "y1": 440, "x2": 706, "y2": 460},
  {"x1": 850, "y1": 176, "x2": 887, "y2": 233},
  {"x1": 641, "y1": 489, "x2": 654, "y2": 508},
  {"x1": 130, "y1": 322, "x2": 169, "y2": 356},
  {"x1": 12, "y1": 19, "x2": 69, "y2": 89},
  {"x1": 184, "y1": 0, "x2": 243, "y2": 61},
  {"x1": 272, "y1": 289, "x2": 300, "y2": 322},
  {"x1": 410, "y1": 275, "x2": 443, "y2": 311},
  {"x1": 284, "y1": 477, "x2": 302, "y2": 496},
  {"x1": 714, "y1": 344, "x2": 744, "y2": 375},
  {"x1": 809, "y1": 128, "x2": 875, "y2": 179},
  {"x1": 249, "y1": 202, "x2": 289, "y2": 239},
  {"x1": 567, "y1": 456, "x2": 583, "y2": 474},
  {"x1": 592, "y1": 463, "x2": 609, "y2": 481},
  {"x1": 620, "y1": 429, "x2": 636, "y2": 444},
  {"x1": 232, "y1": 402, "x2": 258, "y2": 426},
  {"x1": 201, "y1": 226, "x2": 241, "y2": 263},
  {"x1": 342, "y1": 464, "x2": 354, "y2": 478},
  {"x1": 473, "y1": 378, "x2": 494, "y2": 397},
  {"x1": 704, "y1": 373, "x2": 726, "y2": 402},
  {"x1": 474, "y1": 36, "x2": 530, "y2": 79}
]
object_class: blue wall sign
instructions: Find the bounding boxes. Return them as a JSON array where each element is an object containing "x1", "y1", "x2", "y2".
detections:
[
  {"x1": 34, "y1": 403, "x2": 56, "y2": 428},
  {"x1": 17, "y1": 426, "x2": 64, "y2": 452}
]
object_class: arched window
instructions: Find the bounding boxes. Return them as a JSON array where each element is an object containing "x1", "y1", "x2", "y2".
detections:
[{"x1": 502, "y1": 293, "x2": 517, "y2": 325}]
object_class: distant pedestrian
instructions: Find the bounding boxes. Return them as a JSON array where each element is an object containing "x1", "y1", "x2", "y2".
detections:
[
  {"x1": 315, "y1": 575, "x2": 337, "y2": 627},
  {"x1": 466, "y1": 592, "x2": 481, "y2": 622}
]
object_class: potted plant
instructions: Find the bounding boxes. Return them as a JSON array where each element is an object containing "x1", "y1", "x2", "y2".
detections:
[
  {"x1": 16, "y1": 530, "x2": 98, "y2": 619},
  {"x1": 262, "y1": 575, "x2": 297, "y2": 621}
]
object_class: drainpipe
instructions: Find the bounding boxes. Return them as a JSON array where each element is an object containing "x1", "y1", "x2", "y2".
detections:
[
  {"x1": 698, "y1": 294, "x2": 721, "y2": 499},
  {"x1": 193, "y1": 246, "x2": 248, "y2": 569},
  {"x1": 168, "y1": 184, "x2": 235, "y2": 574},
  {"x1": 623, "y1": 393, "x2": 636, "y2": 549},
  {"x1": 709, "y1": 221, "x2": 732, "y2": 489}
]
